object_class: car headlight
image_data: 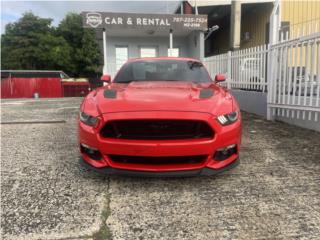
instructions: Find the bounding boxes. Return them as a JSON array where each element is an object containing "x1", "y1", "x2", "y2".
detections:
[
  {"x1": 80, "y1": 112, "x2": 99, "y2": 126},
  {"x1": 217, "y1": 111, "x2": 239, "y2": 126}
]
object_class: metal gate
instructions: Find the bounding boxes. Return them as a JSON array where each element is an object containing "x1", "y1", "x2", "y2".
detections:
[
  {"x1": 203, "y1": 32, "x2": 320, "y2": 124},
  {"x1": 268, "y1": 32, "x2": 320, "y2": 121},
  {"x1": 204, "y1": 45, "x2": 268, "y2": 92}
]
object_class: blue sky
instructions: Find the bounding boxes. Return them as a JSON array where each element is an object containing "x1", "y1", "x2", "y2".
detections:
[{"x1": 1, "y1": 0, "x2": 181, "y2": 33}]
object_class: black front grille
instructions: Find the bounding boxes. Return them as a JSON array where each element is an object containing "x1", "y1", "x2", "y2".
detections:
[
  {"x1": 100, "y1": 120, "x2": 214, "y2": 140},
  {"x1": 109, "y1": 155, "x2": 207, "y2": 165}
]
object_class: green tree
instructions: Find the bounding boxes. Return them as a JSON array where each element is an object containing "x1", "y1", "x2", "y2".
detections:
[
  {"x1": 1, "y1": 12, "x2": 55, "y2": 69},
  {"x1": 37, "y1": 33, "x2": 73, "y2": 71},
  {"x1": 1, "y1": 12, "x2": 101, "y2": 77},
  {"x1": 57, "y1": 13, "x2": 101, "y2": 77}
]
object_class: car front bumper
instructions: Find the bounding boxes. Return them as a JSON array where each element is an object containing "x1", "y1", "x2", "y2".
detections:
[
  {"x1": 80, "y1": 157, "x2": 240, "y2": 177},
  {"x1": 78, "y1": 111, "x2": 242, "y2": 175}
]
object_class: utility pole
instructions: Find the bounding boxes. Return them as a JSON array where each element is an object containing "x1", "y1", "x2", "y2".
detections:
[
  {"x1": 230, "y1": 0, "x2": 241, "y2": 50},
  {"x1": 102, "y1": 29, "x2": 107, "y2": 76},
  {"x1": 195, "y1": 0, "x2": 198, "y2": 15}
]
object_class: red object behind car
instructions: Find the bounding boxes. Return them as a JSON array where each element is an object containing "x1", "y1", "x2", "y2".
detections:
[
  {"x1": 78, "y1": 57, "x2": 241, "y2": 176},
  {"x1": 62, "y1": 81, "x2": 90, "y2": 97},
  {"x1": 1, "y1": 71, "x2": 63, "y2": 98}
]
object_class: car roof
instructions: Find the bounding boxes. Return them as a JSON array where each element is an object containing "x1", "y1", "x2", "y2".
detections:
[{"x1": 127, "y1": 57, "x2": 202, "y2": 63}]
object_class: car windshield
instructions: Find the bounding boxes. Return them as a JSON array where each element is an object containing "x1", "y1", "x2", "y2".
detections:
[{"x1": 113, "y1": 60, "x2": 211, "y2": 83}]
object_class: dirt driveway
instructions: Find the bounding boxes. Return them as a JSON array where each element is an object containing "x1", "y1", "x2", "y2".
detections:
[{"x1": 1, "y1": 98, "x2": 320, "y2": 240}]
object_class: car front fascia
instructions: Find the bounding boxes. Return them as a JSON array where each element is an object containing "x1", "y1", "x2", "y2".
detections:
[{"x1": 78, "y1": 110, "x2": 241, "y2": 174}]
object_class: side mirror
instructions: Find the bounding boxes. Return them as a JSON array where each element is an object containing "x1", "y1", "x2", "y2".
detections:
[
  {"x1": 215, "y1": 74, "x2": 226, "y2": 83},
  {"x1": 101, "y1": 74, "x2": 111, "y2": 83}
]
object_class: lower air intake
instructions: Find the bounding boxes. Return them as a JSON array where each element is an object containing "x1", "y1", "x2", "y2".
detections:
[{"x1": 108, "y1": 155, "x2": 207, "y2": 165}]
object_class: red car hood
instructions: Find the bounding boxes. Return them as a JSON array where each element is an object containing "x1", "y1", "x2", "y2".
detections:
[{"x1": 89, "y1": 81, "x2": 234, "y2": 116}]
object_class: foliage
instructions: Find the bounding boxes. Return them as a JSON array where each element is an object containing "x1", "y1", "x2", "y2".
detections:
[
  {"x1": 1, "y1": 12, "x2": 101, "y2": 77},
  {"x1": 57, "y1": 13, "x2": 102, "y2": 77}
]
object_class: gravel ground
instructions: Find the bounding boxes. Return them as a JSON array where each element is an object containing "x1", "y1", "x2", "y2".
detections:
[{"x1": 1, "y1": 98, "x2": 320, "y2": 240}]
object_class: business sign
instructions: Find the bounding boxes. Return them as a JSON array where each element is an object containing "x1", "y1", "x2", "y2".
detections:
[{"x1": 81, "y1": 12, "x2": 207, "y2": 31}]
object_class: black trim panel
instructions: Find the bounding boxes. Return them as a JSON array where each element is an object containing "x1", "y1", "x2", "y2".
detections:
[
  {"x1": 104, "y1": 89, "x2": 117, "y2": 98},
  {"x1": 199, "y1": 89, "x2": 214, "y2": 99},
  {"x1": 79, "y1": 157, "x2": 239, "y2": 177}
]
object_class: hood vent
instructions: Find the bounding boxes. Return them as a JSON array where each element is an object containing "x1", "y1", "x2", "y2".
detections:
[
  {"x1": 104, "y1": 89, "x2": 117, "y2": 99},
  {"x1": 199, "y1": 89, "x2": 214, "y2": 99}
]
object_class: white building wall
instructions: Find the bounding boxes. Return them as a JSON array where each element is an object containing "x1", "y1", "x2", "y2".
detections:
[
  {"x1": 105, "y1": 36, "x2": 187, "y2": 76},
  {"x1": 104, "y1": 32, "x2": 204, "y2": 77}
]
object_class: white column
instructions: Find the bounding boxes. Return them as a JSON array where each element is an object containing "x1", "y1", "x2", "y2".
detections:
[
  {"x1": 102, "y1": 29, "x2": 107, "y2": 75},
  {"x1": 199, "y1": 31, "x2": 204, "y2": 60},
  {"x1": 195, "y1": 0, "x2": 198, "y2": 15},
  {"x1": 269, "y1": 0, "x2": 281, "y2": 45},
  {"x1": 227, "y1": 51, "x2": 232, "y2": 89},
  {"x1": 267, "y1": 0, "x2": 281, "y2": 120},
  {"x1": 169, "y1": 29, "x2": 173, "y2": 56},
  {"x1": 230, "y1": 0, "x2": 241, "y2": 50}
]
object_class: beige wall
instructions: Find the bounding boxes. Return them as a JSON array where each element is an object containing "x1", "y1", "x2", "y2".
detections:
[
  {"x1": 207, "y1": 1, "x2": 320, "y2": 55},
  {"x1": 208, "y1": 2, "x2": 272, "y2": 55},
  {"x1": 240, "y1": 3, "x2": 273, "y2": 49},
  {"x1": 240, "y1": 1, "x2": 320, "y2": 48},
  {"x1": 281, "y1": 1, "x2": 320, "y2": 67},
  {"x1": 281, "y1": 0, "x2": 320, "y2": 38}
]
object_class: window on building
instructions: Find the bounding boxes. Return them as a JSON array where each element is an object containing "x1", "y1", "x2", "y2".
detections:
[
  {"x1": 140, "y1": 47, "x2": 158, "y2": 57},
  {"x1": 168, "y1": 48, "x2": 179, "y2": 57},
  {"x1": 116, "y1": 46, "x2": 128, "y2": 70}
]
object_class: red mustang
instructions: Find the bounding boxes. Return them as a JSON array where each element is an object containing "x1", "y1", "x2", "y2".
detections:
[{"x1": 79, "y1": 57, "x2": 241, "y2": 176}]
